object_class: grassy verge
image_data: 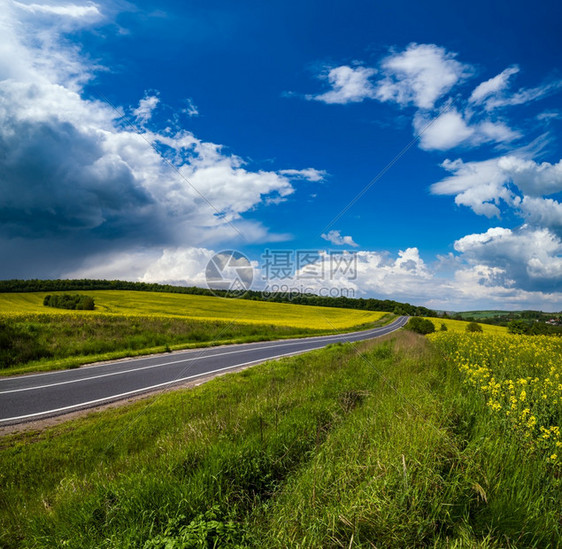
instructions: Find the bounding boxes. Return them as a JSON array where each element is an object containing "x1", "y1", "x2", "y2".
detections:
[
  {"x1": 1, "y1": 331, "x2": 559, "y2": 547},
  {"x1": 0, "y1": 314, "x2": 394, "y2": 376}
]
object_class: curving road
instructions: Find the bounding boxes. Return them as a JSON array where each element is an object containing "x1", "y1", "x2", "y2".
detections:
[{"x1": 0, "y1": 316, "x2": 408, "y2": 425}]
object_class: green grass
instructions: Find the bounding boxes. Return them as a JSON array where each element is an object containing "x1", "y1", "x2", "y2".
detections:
[
  {"x1": 0, "y1": 313, "x2": 372, "y2": 376},
  {"x1": 1, "y1": 331, "x2": 559, "y2": 547},
  {"x1": 0, "y1": 291, "x2": 390, "y2": 374}
]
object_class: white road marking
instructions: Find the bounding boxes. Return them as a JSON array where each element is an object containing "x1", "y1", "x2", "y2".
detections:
[
  {"x1": 0, "y1": 317, "x2": 407, "y2": 423},
  {"x1": 1, "y1": 337, "x2": 339, "y2": 394},
  {"x1": 3, "y1": 327, "x2": 370, "y2": 379},
  {"x1": 0, "y1": 325, "x2": 398, "y2": 394},
  {"x1": 0, "y1": 350, "x2": 309, "y2": 423}
]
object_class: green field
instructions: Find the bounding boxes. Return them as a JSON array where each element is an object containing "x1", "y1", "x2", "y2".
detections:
[
  {"x1": 0, "y1": 291, "x2": 389, "y2": 375},
  {"x1": 456, "y1": 310, "x2": 513, "y2": 319},
  {"x1": 2, "y1": 331, "x2": 560, "y2": 547}
]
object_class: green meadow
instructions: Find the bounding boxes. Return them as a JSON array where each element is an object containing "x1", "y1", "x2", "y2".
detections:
[{"x1": 1, "y1": 331, "x2": 559, "y2": 548}]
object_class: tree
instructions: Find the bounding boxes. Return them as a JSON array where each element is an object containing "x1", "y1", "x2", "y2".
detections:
[
  {"x1": 466, "y1": 322, "x2": 483, "y2": 333},
  {"x1": 43, "y1": 294, "x2": 95, "y2": 311},
  {"x1": 76, "y1": 296, "x2": 95, "y2": 310},
  {"x1": 406, "y1": 317, "x2": 435, "y2": 335},
  {"x1": 440, "y1": 323, "x2": 448, "y2": 331},
  {"x1": 508, "y1": 320, "x2": 528, "y2": 335}
]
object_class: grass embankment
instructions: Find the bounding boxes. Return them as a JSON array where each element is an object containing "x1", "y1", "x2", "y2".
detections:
[
  {"x1": 0, "y1": 291, "x2": 388, "y2": 375},
  {"x1": 430, "y1": 331, "x2": 562, "y2": 468},
  {"x1": 1, "y1": 331, "x2": 560, "y2": 547}
]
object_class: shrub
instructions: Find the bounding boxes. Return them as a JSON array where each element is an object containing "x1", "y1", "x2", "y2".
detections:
[
  {"x1": 465, "y1": 322, "x2": 483, "y2": 333},
  {"x1": 43, "y1": 294, "x2": 95, "y2": 311},
  {"x1": 406, "y1": 317, "x2": 435, "y2": 335},
  {"x1": 77, "y1": 296, "x2": 95, "y2": 310},
  {"x1": 440, "y1": 323, "x2": 448, "y2": 331}
]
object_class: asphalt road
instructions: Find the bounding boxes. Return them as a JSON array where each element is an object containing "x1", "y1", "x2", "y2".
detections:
[{"x1": 0, "y1": 316, "x2": 408, "y2": 425}]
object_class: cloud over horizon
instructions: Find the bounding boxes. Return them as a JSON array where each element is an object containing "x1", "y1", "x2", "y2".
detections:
[
  {"x1": 0, "y1": 1, "x2": 325, "y2": 277},
  {"x1": 1, "y1": 3, "x2": 562, "y2": 312},
  {"x1": 300, "y1": 41, "x2": 562, "y2": 310}
]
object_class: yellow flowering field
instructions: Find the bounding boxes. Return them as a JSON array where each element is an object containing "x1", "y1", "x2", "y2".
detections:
[
  {"x1": 0, "y1": 292, "x2": 390, "y2": 374},
  {"x1": 424, "y1": 317, "x2": 507, "y2": 333},
  {"x1": 429, "y1": 331, "x2": 562, "y2": 466},
  {"x1": 0, "y1": 291, "x2": 386, "y2": 330}
]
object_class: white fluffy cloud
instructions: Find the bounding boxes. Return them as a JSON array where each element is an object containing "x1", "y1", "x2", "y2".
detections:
[
  {"x1": 414, "y1": 107, "x2": 520, "y2": 151},
  {"x1": 305, "y1": 43, "x2": 472, "y2": 111},
  {"x1": 321, "y1": 230, "x2": 358, "y2": 247},
  {"x1": 429, "y1": 145, "x2": 562, "y2": 301},
  {"x1": 0, "y1": 2, "x2": 325, "y2": 278},
  {"x1": 64, "y1": 237, "x2": 562, "y2": 311},
  {"x1": 497, "y1": 156, "x2": 562, "y2": 196},
  {"x1": 308, "y1": 65, "x2": 377, "y2": 104},
  {"x1": 300, "y1": 44, "x2": 562, "y2": 308},
  {"x1": 133, "y1": 94, "x2": 160, "y2": 125},
  {"x1": 375, "y1": 43, "x2": 471, "y2": 109},
  {"x1": 288, "y1": 248, "x2": 434, "y2": 302},
  {"x1": 477, "y1": 120, "x2": 520, "y2": 143},
  {"x1": 519, "y1": 196, "x2": 562, "y2": 229},
  {"x1": 280, "y1": 244, "x2": 562, "y2": 310},
  {"x1": 415, "y1": 109, "x2": 475, "y2": 150},
  {"x1": 431, "y1": 157, "x2": 515, "y2": 217},
  {"x1": 447, "y1": 264, "x2": 562, "y2": 310},
  {"x1": 63, "y1": 246, "x2": 217, "y2": 286},
  {"x1": 345, "y1": 248, "x2": 434, "y2": 301},
  {"x1": 304, "y1": 44, "x2": 562, "y2": 154},
  {"x1": 139, "y1": 247, "x2": 215, "y2": 286},
  {"x1": 469, "y1": 66, "x2": 520, "y2": 104},
  {"x1": 431, "y1": 155, "x2": 562, "y2": 218},
  {"x1": 454, "y1": 226, "x2": 562, "y2": 292}
]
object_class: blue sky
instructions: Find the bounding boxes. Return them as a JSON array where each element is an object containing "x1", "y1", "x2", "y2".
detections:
[{"x1": 1, "y1": 0, "x2": 562, "y2": 310}]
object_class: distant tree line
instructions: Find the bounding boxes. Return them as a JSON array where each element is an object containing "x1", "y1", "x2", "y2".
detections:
[
  {"x1": 43, "y1": 294, "x2": 95, "y2": 311},
  {"x1": 449, "y1": 310, "x2": 560, "y2": 324},
  {"x1": 507, "y1": 320, "x2": 562, "y2": 336},
  {"x1": 443, "y1": 309, "x2": 562, "y2": 333},
  {"x1": 0, "y1": 279, "x2": 438, "y2": 317}
]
